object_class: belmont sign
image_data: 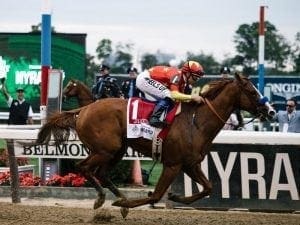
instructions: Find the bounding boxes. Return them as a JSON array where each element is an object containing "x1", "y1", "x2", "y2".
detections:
[{"x1": 14, "y1": 141, "x2": 151, "y2": 160}]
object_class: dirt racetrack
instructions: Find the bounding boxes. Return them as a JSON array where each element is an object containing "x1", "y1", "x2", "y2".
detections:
[{"x1": 0, "y1": 200, "x2": 299, "y2": 225}]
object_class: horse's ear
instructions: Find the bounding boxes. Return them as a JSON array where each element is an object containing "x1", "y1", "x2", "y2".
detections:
[
  {"x1": 234, "y1": 72, "x2": 242, "y2": 82},
  {"x1": 70, "y1": 78, "x2": 78, "y2": 83}
]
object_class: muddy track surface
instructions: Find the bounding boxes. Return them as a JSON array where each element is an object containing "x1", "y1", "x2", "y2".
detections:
[{"x1": 0, "y1": 202, "x2": 299, "y2": 225}]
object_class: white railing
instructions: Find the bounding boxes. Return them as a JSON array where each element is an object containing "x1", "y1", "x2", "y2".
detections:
[
  {"x1": 0, "y1": 111, "x2": 279, "y2": 131},
  {"x1": 0, "y1": 129, "x2": 299, "y2": 145},
  {"x1": 243, "y1": 118, "x2": 279, "y2": 131}
]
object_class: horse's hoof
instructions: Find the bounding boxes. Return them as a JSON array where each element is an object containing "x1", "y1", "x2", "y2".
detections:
[
  {"x1": 112, "y1": 198, "x2": 127, "y2": 207},
  {"x1": 93, "y1": 195, "x2": 106, "y2": 209},
  {"x1": 120, "y1": 207, "x2": 129, "y2": 218},
  {"x1": 168, "y1": 192, "x2": 177, "y2": 201}
]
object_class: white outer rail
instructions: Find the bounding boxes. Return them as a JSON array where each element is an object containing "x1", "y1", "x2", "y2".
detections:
[{"x1": 0, "y1": 128, "x2": 299, "y2": 145}]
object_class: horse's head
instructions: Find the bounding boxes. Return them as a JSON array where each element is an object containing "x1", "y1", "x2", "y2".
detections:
[
  {"x1": 235, "y1": 73, "x2": 275, "y2": 120},
  {"x1": 62, "y1": 79, "x2": 79, "y2": 101}
]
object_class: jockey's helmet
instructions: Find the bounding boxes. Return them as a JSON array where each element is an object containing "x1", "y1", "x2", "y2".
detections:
[{"x1": 181, "y1": 61, "x2": 204, "y2": 78}]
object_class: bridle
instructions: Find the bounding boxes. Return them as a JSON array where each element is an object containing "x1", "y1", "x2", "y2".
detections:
[{"x1": 63, "y1": 81, "x2": 76, "y2": 95}]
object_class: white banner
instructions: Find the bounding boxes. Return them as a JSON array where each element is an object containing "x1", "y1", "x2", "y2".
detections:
[{"x1": 14, "y1": 140, "x2": 152, "y2": 160}]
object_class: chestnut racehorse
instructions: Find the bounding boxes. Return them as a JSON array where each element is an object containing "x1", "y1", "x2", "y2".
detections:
[
  {"x1": 35, "y1": 74, "x2": 275, "y2": 217},
  {"x1": 62, "y1": 79, "x2": 93, "y2": 106}
]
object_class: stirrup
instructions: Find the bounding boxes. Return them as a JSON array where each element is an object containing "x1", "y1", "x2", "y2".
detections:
[
  {"x1": 149, "y1": 118, "x2": 168, "y2": 128},
  {"x1": 150, "y1": 121, "x2": 165, "y2": 128}
]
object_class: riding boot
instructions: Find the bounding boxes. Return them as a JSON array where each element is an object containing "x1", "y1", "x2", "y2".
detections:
[
  {"x1": 149, "y1": 105, "x2": 167, "y2": 128},
  {"x1": 149, "y1": 97, "x2": 174, "y2": 128}
]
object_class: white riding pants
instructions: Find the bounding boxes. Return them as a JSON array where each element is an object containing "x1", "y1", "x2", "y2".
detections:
[{"x1": 136, "y1": 70, "x2": 171, "y2": 99}]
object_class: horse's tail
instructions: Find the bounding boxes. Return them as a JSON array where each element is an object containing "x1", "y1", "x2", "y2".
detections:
[{"x1": 36, "y1": 108, "x2": 83, "y2": 145}]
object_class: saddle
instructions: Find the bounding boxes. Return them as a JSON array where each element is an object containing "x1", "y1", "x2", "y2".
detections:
[
  {"x1": 127, "y1": 97, "x2": 179, "y2": 140},
  {"x1": 127, "y1": 97, "x2": 180, "y2": 161}
]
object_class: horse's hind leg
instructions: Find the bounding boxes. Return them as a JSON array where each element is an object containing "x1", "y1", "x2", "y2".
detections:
[
  {"x1": 91, "y1": 146, "x2": 131, "y2": 218},
  {"x1": 168, "y1": 162, "x2": 212, "y2": 204},
  {"x1": 95, "y1": 163, "x2": 127, "y2": 199},
  {"x1": 95, "y1": 165, "x2": 130, "y2": 218},
  {"x1": 78, "y1": 154, "x2": 108, "y2": 208},
  {"x1": 112, "y1": 164, "x2": 182, "y2": 208}
]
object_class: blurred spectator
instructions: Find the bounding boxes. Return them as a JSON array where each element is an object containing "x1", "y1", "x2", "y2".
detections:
[
  {"x1": 220, "y1": 66, "x2": 231, "y2": 78},
  {"x1": 223, "y1": 113, "x2": 239, "y2": 130},
  {"x1": 121, "y1": 67, "x2": 143, "y2": 99},
  {"x1": 273, "y1": 98, "x2": 300, "y2": 133},
  {"x1": 1, "y1": 84, "x2": 33, "y2": 125},
  {"x1": 91, "y1": 64, "x2": 123, "y2": 100}
]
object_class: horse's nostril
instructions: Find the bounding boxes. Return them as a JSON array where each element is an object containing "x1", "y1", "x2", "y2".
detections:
[{"x1": 268, "y1": 110, "x2": 276, "y2": 117}]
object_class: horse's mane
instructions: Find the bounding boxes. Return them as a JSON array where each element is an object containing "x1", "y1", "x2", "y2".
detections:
[{"x1": 200, "y1": 78, "x2": 234, "y2": 100}]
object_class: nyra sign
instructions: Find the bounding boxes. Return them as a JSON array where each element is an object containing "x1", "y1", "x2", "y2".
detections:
[{"x1": 171, "y1": 144, "x2": 300, "y2": 211}]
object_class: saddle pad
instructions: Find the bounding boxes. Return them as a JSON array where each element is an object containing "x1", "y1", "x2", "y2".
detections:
[{"x1": 127, "y1": 97, "x2": 179, "y2": 140}]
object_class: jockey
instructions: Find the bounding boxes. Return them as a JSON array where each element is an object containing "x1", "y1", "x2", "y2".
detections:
[{"x1": 136, "y1": 60, "x2": 205, "y2": 128}]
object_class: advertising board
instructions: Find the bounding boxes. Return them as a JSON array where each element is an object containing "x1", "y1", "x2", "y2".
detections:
[{"x1": 0, "y1": 32, "x2": 86, "y2": 112}]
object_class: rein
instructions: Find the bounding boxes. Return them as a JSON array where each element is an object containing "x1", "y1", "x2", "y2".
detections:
[
  {"x1": 203, "y1": 98, "x2": 227, "y2": 124},
  {"x1": 203, "y1": 87, "x2": 260, "y2": 127}
]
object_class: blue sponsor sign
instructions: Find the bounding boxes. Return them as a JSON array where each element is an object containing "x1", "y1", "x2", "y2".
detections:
[{"x1": 251, "y1": 76, "x2": 300, "y2": 111}]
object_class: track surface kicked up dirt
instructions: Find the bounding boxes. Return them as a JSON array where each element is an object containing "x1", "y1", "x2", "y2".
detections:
[{"x1": 0, "y1": 202, "x2": 299, "y2": 225}]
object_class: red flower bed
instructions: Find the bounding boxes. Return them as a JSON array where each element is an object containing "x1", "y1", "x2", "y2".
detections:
[
  {"x1": 0, "y1": 172, "x2": 88, "y2": 187},
  {"x1": 0, "y1": 172, "x2": 41, "y2": 186},
  {"x1": 45, "y1": 173, "x2": 88, "y2": 187},
  {"x1": 20, "y1": 172, "x2": 41, "y2": 186},
  {"x1": 0, "y1": 148, "x2": 89, "y2": 187},
  {"x1": 0, "y1": 171, "x2": 10, "y2": 186}
]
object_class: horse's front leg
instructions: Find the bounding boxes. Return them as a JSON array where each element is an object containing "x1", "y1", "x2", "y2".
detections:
[
  {"x1": 112, "y1": 164, "x2": 182, "y2": 208},
  {"x1": 168, "y1": 162, "x2": 212, "y2": 204}
]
